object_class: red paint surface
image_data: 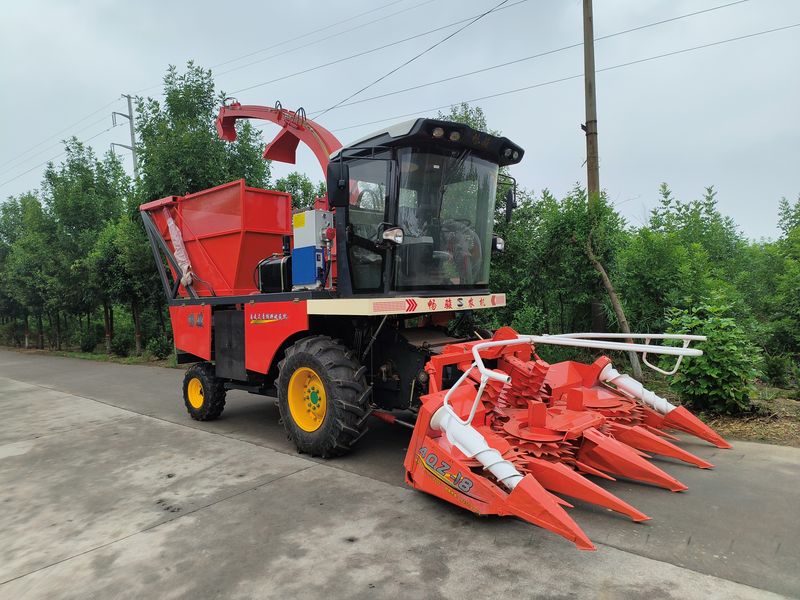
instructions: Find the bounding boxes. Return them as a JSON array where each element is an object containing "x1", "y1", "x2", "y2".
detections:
[
  {"x1": 169, "y1": 305, "x2": 212, "y2": 360},
  {"x1": 244, "y1": 300, "x2": 309, "y2": 374},
  {"x1": 142, "y1": 180, "x2": 291, "y2": 297}
]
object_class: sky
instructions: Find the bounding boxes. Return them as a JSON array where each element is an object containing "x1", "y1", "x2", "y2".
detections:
[{"x1": 1, "y1": 0, "x2": 798, "y2": 239}]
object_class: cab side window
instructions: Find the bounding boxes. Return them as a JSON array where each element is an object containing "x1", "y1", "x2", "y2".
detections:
[{"x1": 348, "y1": 159, "x2": 389, "y2": 291}]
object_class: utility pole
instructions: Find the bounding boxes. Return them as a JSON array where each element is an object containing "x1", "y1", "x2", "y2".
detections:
[
  {"x1": 111, "y1": 94, "x2": 139, "y2": 180},
  {"x1": 581, "y1": 0, "x2": 642, "y2": 378},
  {"x1": 583, "y1": 0, "x2": 599, "y2": 209}
]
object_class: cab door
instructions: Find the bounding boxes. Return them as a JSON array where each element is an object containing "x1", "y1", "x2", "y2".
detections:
[{"x1": 346, "y1": 157, "x2": 392, "y2": 293}]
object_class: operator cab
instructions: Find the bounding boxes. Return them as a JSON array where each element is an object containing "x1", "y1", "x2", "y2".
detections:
[{"x1": 327, "y1": 118, "x2": 524, "y2": 296}]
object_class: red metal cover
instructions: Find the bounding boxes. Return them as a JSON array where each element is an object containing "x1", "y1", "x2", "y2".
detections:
[
  {"x1": 244, "y1": 300, "x2": 309, "y2": 374},
  {"x1": 143, "y1": 180, "x2": 291, "y2": 297},
  {"x1": 169, "y1": 305, "x2": 212, "y2": 360}
]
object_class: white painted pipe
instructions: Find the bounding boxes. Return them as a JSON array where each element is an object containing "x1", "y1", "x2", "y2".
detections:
[
  {"x1": 598, "y1": 363, "x2": 675, "y2": 414},
  {"x1": 522, "y1": 335, "x2": 702, "y2": 357},
  {"x1": 430, "y1": 406, "x2": 523, "y2": 490},
  {"x1": 545, "y1": 333, "x2": 706, "y2": 375},
  {"x1": 552, "y1": 333, "x2": 707, "y2": 342}
]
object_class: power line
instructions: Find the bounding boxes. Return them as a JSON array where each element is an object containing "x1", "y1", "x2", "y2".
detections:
[
  {"x1": 11, "y1": 2, "x2": 429, "y2": 175},
  {"x1": 0, "y1": 122, "x2": 123, "y2": 190},
  {"x1": 217, "y1": 0, "x2": 435, "y2": 78},
  {"x1": 229, "y1": 5, "x2": 461, "y2": 95},
  {"x1": 0, "y1": 114, "x2": 113, "y2": 177},
  {"x1": 5, "y1": 3, "x2": 425, "y2": 186},
  {"x1": 230, "y1": 0, "x2": 528, "y2": 95},
  {"x1": 330, "y1": 23, "x2": 800, "y2": 134},
  {"x1": 134, "y1": 0, "x2": 436, "y2": 94},
  {"x1": 307, "y1": 0, "x2": 752, "y2": 114},
  {"x1": 211, "y1": 0, "x2": 406, "y2": 69},
  {"x1": 1, "y1": 3, "x2": 783, "y2": 191},
  {"x1": 314, "y1": 0, "x2": 515, "y2": 119},
  {"x1": 4, "y1": 98, "x2": 121, "y2": 172}
]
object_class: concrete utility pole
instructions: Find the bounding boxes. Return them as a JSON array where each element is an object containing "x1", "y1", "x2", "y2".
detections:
[
  {"x1": 111, "y1": 94, "x2": 139, "y2": 180},
  {"x1": 581, "y1": 0, "x2": 642, "y2": 378},
  {"x1": 583, "y1": 0, "x2": 599, "y2": 208}
]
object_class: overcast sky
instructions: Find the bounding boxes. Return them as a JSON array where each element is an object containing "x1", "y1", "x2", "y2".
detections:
[{"x1": 1, "y1": 0, "x2": 798, "y2": 239}]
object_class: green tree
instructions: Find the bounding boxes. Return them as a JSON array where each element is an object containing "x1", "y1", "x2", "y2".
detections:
[
  {"x1": 616, "y1": 229, "x2": 715, "y2": 331},
  {"x1": 275, "y1": 171, "x2": 325, "y2": 210},
  {"x1": 114, "y1": 214, "x2": 163, "y2": 355},
  {"x1": 41, "y1": 141, "x2": 127, "y2": 348},
  {"x1": 3, "y1": 194, "x2": 58, "y2": 348},
  {"x1": 438, "y1": 103, "x2": 493, "y2": 134},
  {"x1": 769, "y1": 196, "x2": 800, "y2": 354},
  {"x1": 135, "y1": 61, "x2": 270, "y2": 202},
  {"x1": 83, "y1": 221, "x2": 127, "y2": 353},
  {"x1": 649, "y1": 183, "x2": 744, "y2": 279},
  {"x1": 0, "y1": 196, "x2": 30, "y2": 345}
]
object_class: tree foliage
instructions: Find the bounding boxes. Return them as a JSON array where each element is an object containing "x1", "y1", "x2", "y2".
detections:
[
  {"x1": 275, "y1": 171, "x2": 326, "y2": 210},
  {"x1": 0, "y1": 62, "x2": 277, "y2": 354},
  {"x1": 666, "y1": 303, "x2": 760, "y2": 414},
  {"x1": 0, "y1": 84, "x2": 797, "y2": 411},
  {"x1": 135, "y1": 61, "x2": 270, "y2": 201}
]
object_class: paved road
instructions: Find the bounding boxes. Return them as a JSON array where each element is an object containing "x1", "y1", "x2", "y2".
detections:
[{"x1": 0, "y1": 349, "x2": 798, "y2": 599}]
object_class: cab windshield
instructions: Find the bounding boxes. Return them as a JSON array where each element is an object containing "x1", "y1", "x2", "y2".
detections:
[{"x1": 394, "y1": 148, "x2": 498, "y2": 290}]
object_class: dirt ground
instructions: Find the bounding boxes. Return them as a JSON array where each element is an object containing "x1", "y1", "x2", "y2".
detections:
[
  {"x1": 643, "y1": 374, "x2": 800, "y2": 447},
  {"x1": 707, "y1": 394, "x2": 800, "y2": 447}
]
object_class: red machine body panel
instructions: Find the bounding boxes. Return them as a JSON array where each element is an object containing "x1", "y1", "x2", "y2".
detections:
[
  {"x1": 244, "y1": 300, "x2": 310, "y2": 374},
  {"x1": 141, "y1": 180, "x2": 291, "y2": 297},
  {"x1": 170, "y1": 305, "x2": 212, "y2": 360}
]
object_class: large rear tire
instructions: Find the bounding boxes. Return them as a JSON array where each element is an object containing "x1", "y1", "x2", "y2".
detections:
[
  {"x1": 182, "y1": 362, "x2": 226, "y2": 421},
  {"x1": 277, "y1": 336, "x2": 370, "y2": 457}
]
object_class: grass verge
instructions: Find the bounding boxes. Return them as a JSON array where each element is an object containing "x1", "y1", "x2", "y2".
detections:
[{"x1": 3, "y1": 346, "x2": 179, "y2": 368}]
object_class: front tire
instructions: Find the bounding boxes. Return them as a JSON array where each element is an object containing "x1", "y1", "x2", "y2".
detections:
[
  {"x1": 277, "y1": 336, "x2": 370, "y2": 457},
  {"x1": 182, "y1": 362, "x2": 226, "y2": 421}
]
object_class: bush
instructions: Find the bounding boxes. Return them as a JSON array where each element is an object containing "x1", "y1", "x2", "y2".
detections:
[
  {"x1": 79, "y1": 333, "x2": 97, "y2": 353},
  {"x1": 511, "y1": 305, "x2": 546, "y2": 334},
  {"x1": 763, "y1": 353, "x2": 791, "y2": 387},
  {"x1": 0, "y1": 322, "x2": 20, "y2": 346},
  {"x1": 110, "y1": 333, "x2": 133, "y2": 357},
  {"x1": 146, "y1": 335, "x2": 173, "y2": 359},
  {"x1": 666, "y1": 302, "x2": 760, "y2": 414}
]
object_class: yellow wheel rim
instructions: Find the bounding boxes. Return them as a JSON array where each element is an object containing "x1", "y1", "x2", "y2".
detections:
[
  {"x1": 287, "y1": 367, "x2": 327, "y2": 432},
  {"x1": 187, "y1": 377, "x2": 205, "y2": 409}
]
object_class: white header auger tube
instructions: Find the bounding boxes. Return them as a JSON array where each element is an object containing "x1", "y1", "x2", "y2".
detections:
[
  {"x1": 430, "y1": 406, "x2": 524, "y2": 490},
  {"x1": 599, "y1": 363, "x2": 674, "y2": 414}
]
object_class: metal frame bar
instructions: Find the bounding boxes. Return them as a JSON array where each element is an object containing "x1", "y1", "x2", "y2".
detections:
[
  {"x1": 140, "y1": 210, "x2": 198, "y2": 301},
  {"x1": 440, "y1": 333, "x2": 705, "y2": 427}
]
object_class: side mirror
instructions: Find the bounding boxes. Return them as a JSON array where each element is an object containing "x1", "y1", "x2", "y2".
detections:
[
  {"x1": 504, "y1": 188, "x2": 516, "y2": 223},
  {"x1": 326, "y1": 161, "x2": 350, "y2": 208},
  {"x1": 381, "y1": 226, "x2": 404, "y2": 245}
]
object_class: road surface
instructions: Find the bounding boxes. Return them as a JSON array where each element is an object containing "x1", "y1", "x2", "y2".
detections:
[{"x1": 0, "y1": 349, "x2": 798, "y2": 599}]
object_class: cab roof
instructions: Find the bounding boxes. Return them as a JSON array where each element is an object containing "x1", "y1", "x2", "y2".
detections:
[{"x1": 330, "y1": 118, "x2": 524, "y2": 167}]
